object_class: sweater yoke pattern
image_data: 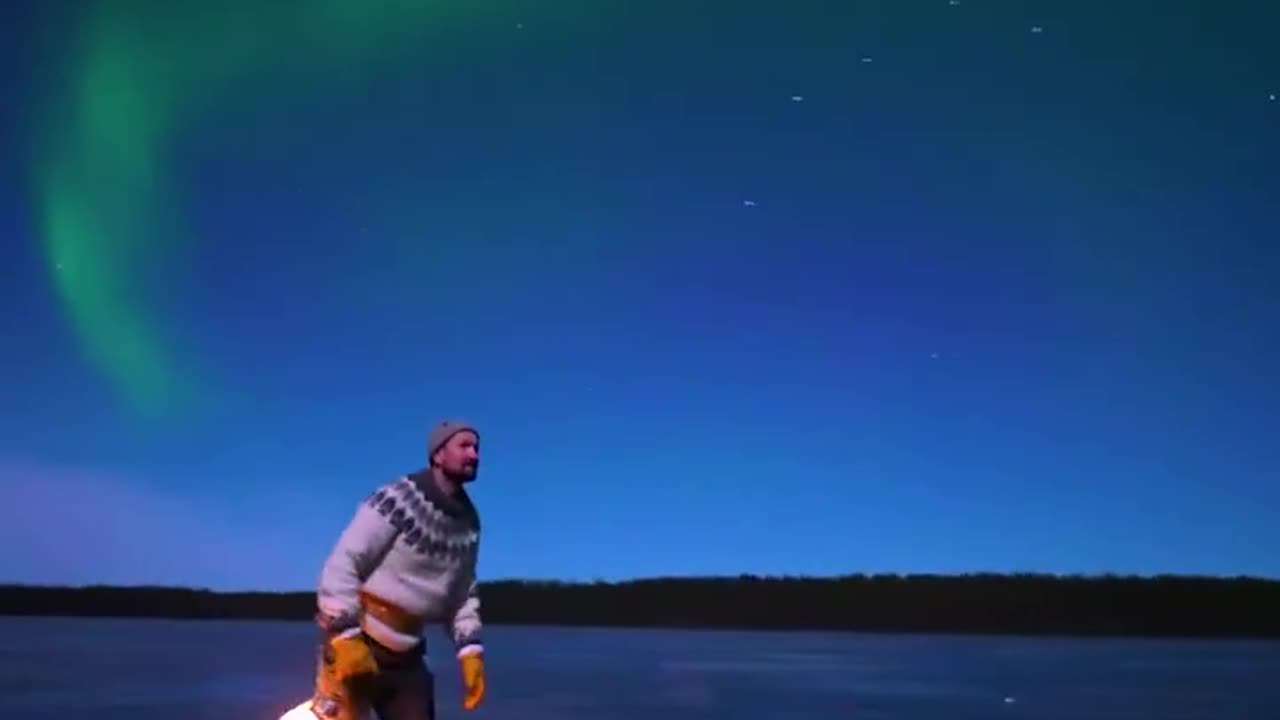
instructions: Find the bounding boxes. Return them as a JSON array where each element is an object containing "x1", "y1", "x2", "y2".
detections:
[{"x1": 364, "y1": 476, "x2": 479, "y2": 565}]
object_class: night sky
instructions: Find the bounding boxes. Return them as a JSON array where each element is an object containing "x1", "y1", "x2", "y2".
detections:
[{"x1": 2, "y1": 1, "x2": 1277, "y2": 591}]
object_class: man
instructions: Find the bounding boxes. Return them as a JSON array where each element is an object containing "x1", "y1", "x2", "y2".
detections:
[{"x1": 304, "y1": 419, "x2": 487, "y2": 720}]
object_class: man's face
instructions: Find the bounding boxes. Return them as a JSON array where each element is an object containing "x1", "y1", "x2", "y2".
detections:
[{"x1": 435, "y1": 430, "x2": 480, "y2": 482}]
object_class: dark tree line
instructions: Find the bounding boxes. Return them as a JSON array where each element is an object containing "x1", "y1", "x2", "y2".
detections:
[{"x1": 2, "y1": 573, "x2": 1278, "y2": 638}]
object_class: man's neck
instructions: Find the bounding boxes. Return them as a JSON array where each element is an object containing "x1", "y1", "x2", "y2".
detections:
[{"x1": 431, "y1": 465, "x2": 461, "y2": 497}]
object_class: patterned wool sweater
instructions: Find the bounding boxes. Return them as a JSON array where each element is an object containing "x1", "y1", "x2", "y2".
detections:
[{"x1": 317, "y1": 469, "x2": 483, "y2": 657}]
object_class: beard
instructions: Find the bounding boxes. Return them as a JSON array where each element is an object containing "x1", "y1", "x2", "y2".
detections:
[{"x1": 447, "y1": 462, "x2": 478, "y2": 482}]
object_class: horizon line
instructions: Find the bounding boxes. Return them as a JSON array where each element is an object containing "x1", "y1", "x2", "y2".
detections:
[{"x1": 4, "y1": 569, "x2": 1279, "y2": 594}]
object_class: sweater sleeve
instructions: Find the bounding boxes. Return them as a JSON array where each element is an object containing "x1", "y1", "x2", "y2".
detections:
[
  {"x1": 446, "y1": 578, "x2": 484, "y2": 657},
  {"x1": 316, "y1": 487, "x2": 401, "y2": 629}
]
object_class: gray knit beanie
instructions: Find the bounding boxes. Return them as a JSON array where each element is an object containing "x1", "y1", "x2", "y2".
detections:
[{"x1": 428, "y1": 419, "x2": 479, "y2": 459}]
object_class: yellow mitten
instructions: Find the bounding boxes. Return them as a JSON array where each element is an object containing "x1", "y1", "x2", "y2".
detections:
[
  {"x1": 311, "y1": 629, "x2": 378, "y2": 720},
  {"x1": 328, "y1": 631, "x2": 378, "y2": 680},
  {"x1": 459, "y1": 652, "x2": 486, "y2": 711}
]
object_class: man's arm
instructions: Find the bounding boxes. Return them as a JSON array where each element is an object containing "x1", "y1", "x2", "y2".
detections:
[
  {"x1": 446, "y1": 578, "x2": 484, "y2": 657},
  {"x1": 316, "y1": 488, "x2": 401, "y2": 630}
]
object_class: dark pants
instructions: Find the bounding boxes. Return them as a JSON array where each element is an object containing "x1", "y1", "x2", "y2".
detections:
[
  {"x1": 329, "y1": 636, "x2": 435, "y2": 720},
  {"x1": 366, "y1": 639, "x2": 437, "y2": 720}
]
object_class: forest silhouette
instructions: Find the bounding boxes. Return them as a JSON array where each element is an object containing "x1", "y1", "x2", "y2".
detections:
[{"x1": 3, "y1": 573, "x2": 1278, "y2": 638}]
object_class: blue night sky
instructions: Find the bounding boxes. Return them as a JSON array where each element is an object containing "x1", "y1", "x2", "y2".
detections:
[{"x1": 2, "y1": 2, "x2": 1277, "y2": 591}]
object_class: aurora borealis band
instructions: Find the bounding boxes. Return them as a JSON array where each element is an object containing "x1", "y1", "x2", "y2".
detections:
[{"x1": 28, "y1": 2, "x2": 511, "y2": 418}]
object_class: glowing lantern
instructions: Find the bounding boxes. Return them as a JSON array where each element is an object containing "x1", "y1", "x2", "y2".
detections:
[{"x1": 276, "y1": 698, "x2": 373, "y2": 720}]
